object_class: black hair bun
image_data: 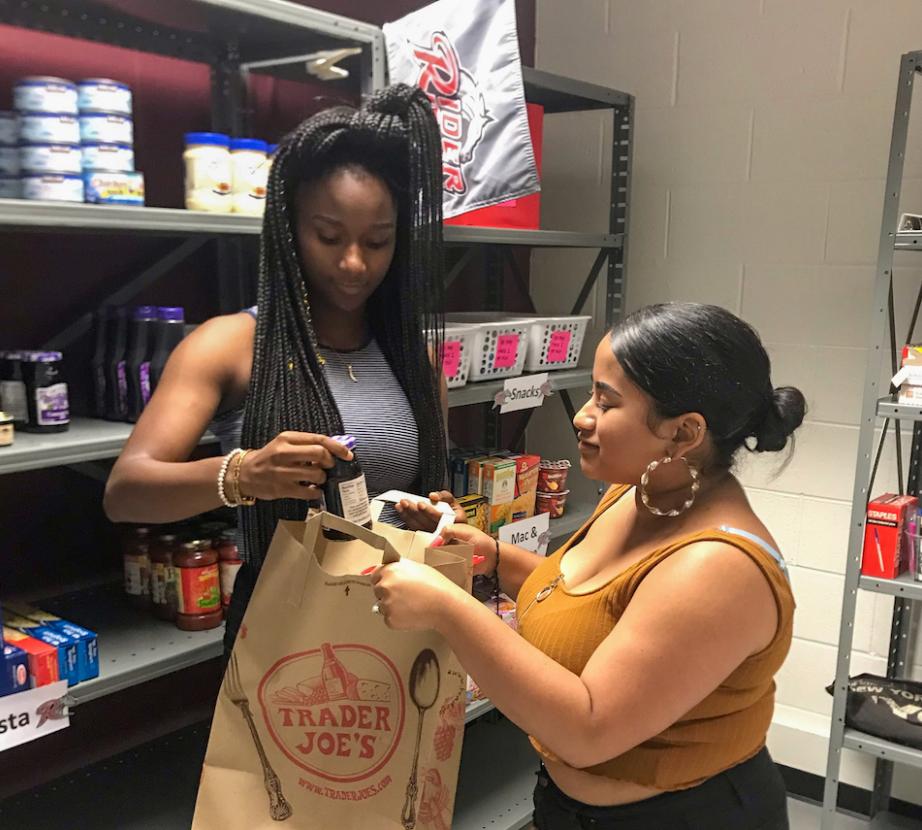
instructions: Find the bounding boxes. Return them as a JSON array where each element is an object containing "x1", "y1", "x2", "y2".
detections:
[{"x1": 754, "y1": 386, "x2": 807, "y2": 452}]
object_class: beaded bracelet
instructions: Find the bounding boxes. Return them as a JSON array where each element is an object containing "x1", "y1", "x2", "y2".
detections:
[{"x1": 217, "y1": 448, "x2": 242, "y2": 508}]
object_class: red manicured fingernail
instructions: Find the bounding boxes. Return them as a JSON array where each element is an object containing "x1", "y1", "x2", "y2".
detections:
[
  {"x1": 473, "y1": 554, "x2": 485, "y2": 565},
  {"x1": 361, "y1": 565, "x2": 376, "y2": 575},
  {"x1": 429, "y1": 536, "x2": 445, "y2": 548}
]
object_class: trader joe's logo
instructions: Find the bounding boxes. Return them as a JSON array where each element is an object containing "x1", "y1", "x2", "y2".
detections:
[{"x1": 258, "y1": 643, "x2": 405, "y2": 784}]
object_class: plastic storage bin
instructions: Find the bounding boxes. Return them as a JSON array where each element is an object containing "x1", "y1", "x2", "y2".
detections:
[
  {"x1": 434, "y1": 324, "x2": 478, "y2": 389},
  {"x1": 523, "y1": 314, "x2": 592, "y2": 371},
  {"x1": 445, "y1": 313, "x2": 533, "y2": 382}
]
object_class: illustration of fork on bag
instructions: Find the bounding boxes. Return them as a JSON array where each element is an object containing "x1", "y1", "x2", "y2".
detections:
[{"x1": 225, "y1": 652, "x2": 293, "y2": 821}]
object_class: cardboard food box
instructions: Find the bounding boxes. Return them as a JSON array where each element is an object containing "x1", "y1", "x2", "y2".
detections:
[
  {"x1": 862, "y1": 493, "x2": 918, "y2": 579},
  {"x1": 2, "y1": 627, "x2": 59, "y2": 687},
  {"x1": 1, "y1": 644, "x2": 30, "y2": 697},
  {"x1": 466, "y1": 455, "x2": 496, "y2": 497},
  {"x1": 488, "y1": 490, "x2": 537, "y2": 537},
  {"x1": 510, "y1": 454, "x2": 541, "y2": 500},
  {"x1": 4, "y1": 615, "x2": 80, "y2": 686},
  {"x1": 458, "y1": 494, "x2": 489, "y2": 533},
  {"x1": 482, "y1": 458, "x2": 517, "y2": 506},
  {"x1": 6, "y1": 603, "x2": 99, "y2": 682},
  {"x1": 898, "y1": 345, "x2": 922, "y2": 404}
]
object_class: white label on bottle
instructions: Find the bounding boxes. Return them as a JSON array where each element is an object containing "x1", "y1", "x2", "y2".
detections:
[
  {"x1": 339, "y1": 474, "x2": 372, "y2": 527},
  {"x1": 0, "y1": 380, "x2": 27, "y2": 422},
  {"x1": 35, "y1": 382, "x2": 70, "y2": 426},
  {"x1": 220, "y1": 560, "x2": 242, "y2": 606},
  {"x1": 124, "y1": 558, "x2": 144, "y2": 596}
]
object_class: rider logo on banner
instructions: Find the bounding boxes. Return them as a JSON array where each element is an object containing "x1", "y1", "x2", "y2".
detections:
[{"x1": 384, "y1": 0, "x2": 540, "y2": 218}]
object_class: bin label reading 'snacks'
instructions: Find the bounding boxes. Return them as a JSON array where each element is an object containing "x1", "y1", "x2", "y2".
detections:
[{"x1": 259, "y1": 643, "x2": 406, "y2": 788}]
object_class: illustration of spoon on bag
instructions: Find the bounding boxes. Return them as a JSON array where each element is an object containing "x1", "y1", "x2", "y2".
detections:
[{"x1": 402, "y1": 649, "x2": 440, "y2": 830}]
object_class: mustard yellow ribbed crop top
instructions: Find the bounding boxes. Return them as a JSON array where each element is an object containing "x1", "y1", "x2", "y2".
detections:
[{"x1": 516, "y1": 486, "x2": 795, "y2": 791}]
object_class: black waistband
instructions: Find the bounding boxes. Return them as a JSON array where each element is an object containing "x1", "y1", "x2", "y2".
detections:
[{"x1": 537, "y1": 746, "x2": 779, "y2": 818}]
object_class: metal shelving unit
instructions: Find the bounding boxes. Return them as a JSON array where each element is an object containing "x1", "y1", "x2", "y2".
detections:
[
  {"x1": 0, "y1": 4, "x2": 632, "y2": 828},
  {"x1": 447, "y1": 368, "x2": 591, "y2": 408},
  {"x1": 0, "y1": 418, "x2": 217, "y2": 475},
  {"x1": 822, "y1": 50, "x2": 922, "y2": 827}
]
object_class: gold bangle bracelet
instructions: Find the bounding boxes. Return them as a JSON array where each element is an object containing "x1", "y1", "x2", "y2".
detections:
[{"x1": 233, "y1": 449, "x2": 257, "y2": 507}]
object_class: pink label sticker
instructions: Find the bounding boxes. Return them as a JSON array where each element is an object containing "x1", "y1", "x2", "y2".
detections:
[
  {"x1": 494, "y1": 334, "x2": 520, "y2": 369},
  {"x1": 547, "y1": 330, "x2": 572, "y2": 364},
  {"x1": 442, "y1": 340, "x2": 462, "y2": 378}
]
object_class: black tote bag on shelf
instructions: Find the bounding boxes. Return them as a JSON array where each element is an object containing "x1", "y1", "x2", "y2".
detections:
[{"x1": 826, "y1": 673, "x2": 922, "y2": 750}]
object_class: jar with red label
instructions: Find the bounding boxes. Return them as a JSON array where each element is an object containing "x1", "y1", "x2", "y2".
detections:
[
  {"x1": 173, "y1": 538, "x2": 222, "y2": 631},
  {"x1": 123, "y1": 526, "x2": 151, "y2": 609},
  {"x1": 150, "y1": 532, "x2": 180, "y2": 622},
  {"x1": 217, "y1": 529, "x2": 242, "y2": 609}
]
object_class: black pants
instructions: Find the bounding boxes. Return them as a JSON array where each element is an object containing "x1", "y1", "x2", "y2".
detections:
[{"x1": 533, "y1": 748, "x2": 789, "y2": 830}]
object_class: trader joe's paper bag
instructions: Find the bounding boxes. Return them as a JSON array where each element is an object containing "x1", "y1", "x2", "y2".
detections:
[{"x1": 193, "y1": 512, "x2": 472, "y2": 830}]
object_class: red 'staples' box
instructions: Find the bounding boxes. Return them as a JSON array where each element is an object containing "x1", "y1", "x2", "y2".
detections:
[
  {"x1": 445, "y1": 103, "x2": 543, "y2": 230},
  {"x1": 862, "y1": 493, "x2": 918, "y2": 579}
]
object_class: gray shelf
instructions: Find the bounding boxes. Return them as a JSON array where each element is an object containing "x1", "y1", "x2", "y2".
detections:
[
  {"x1": 465, "y1": 697, "x2": 496, "y2": 724},
  {"x1": 860, "y1": 573, "x2": 922, "y2": 601},
  {"x1": 843, "y1": 729, "x2": 922, "y2": 770},
  {"x1": 0, "y1": 418, "x2": 218, "y2": 476},
  {"x1": 448, "y1": 368, "x2": 591, "y2": 408},
  {"x1": 445, "y1": 226, "x2": 623, "y2": 248},
  {"x1": 869, "y1": 812, "x2": 922, "y2": 829},
  {"x1": 41, "y1": 584, "x2": 225, "y2": 706},
  {"x1": 523, "y1": 66, "x2": 631, "y2": 111},
  {"x1": 0, "y1": 199, "x2": 622, "y2": 249},
  {"x1": 895, "y1": 233, "x2": 922, "y2": 251},
  {"x1": 454, "y1": 716, "x2": 537, "y2": 830},
  {"x1": 877, "y1": 398, "x2": 922, "y2": 421},
  {"x1": 0, "y1": 0, "x2": 383, "y2": 71}
]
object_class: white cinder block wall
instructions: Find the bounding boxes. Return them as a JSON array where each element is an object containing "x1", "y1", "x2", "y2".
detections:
[{"x1": 528, "y1": 0, "x2": 922, "y2": 798}]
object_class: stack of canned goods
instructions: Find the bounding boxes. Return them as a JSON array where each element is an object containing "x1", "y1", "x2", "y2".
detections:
[{"x1": 0, "y1": 76, "x2": 144, "y2": 205}]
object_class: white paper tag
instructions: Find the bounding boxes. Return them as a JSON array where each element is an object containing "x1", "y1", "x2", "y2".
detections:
[
  {"x1": 495, "y1": 372, "x2": 551, "y2": 414},
  {"x1": 498, "y1": 513, "x2": 551, "y2": 555},
  {"x1": 0, "y1": 681, "x2": 70, "y2": 752}
]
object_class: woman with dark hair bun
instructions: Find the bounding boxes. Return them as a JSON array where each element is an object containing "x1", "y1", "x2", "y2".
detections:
[{"x1": 373, "y1": 303, "x2": 803, "y2": 829}]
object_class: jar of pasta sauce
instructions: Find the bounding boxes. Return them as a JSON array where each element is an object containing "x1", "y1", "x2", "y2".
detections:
[
  {"x1": 217, "y1": 529, "x2": 242, "y2": 609},
  {"x1": 173, "y1": 539, "x2": 222, "y2": 631},
  {"x1": 150, "y1": 532, "x2": 181, "y2": 622},
  {"x1": 123, "y1": 526, "x2": 152, "y2": 609}
]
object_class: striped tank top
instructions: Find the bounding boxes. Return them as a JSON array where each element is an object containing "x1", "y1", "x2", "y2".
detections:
[{"x1": 209, "y1": 308, "x2": 420, "y2": 547}]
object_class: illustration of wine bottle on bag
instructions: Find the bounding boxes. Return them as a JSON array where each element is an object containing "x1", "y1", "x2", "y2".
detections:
[{"x1": 323, "y1": 434, "x2": 373, "y2": 540}]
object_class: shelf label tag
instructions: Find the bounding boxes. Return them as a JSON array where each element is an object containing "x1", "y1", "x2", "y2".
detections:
[
  {"x1": 493, "y1": 334, "x2": 520, "y2": 369},
  {"x1": 499, "y1": 513, "x2": 551, "y2": 555},
  {"x1": 441, "y1": 340, "x2": 462, "y2": 379},
  {"x1": 495, "y1": 372, "x2": 551, "y2": 414},
  {"x1": 0, "y1": 681, "x2": 69, "y2": 752},
  {"x1": 547, "y1": 331, "x2": 572, "y2": 364}
]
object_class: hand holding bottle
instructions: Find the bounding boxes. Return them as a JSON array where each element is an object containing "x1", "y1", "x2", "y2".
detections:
[{"x1": 237, "y1": 431, "x2": 354, "y2": 501}]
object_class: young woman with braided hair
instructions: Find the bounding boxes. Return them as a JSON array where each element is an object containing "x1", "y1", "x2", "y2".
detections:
[{"x1": 105, "y1": 84, "x2": 457, "y2": 650}]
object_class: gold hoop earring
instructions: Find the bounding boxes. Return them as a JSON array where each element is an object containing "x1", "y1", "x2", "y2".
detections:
[{"x1": 640, "y1": 455, "x2": 701, "y2": 518}]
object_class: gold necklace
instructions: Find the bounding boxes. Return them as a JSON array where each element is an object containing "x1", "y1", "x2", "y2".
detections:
[{"x1": 317, "y1": 347, "x2": 358, "y2": 383}]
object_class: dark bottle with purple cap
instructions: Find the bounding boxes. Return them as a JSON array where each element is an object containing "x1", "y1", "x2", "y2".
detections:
[
  {"x1": 104, "y1": 306, "x2": 129, "y2": 421},
  {"x1": 22, "y1": 351, "x2": 69, "y2": 433},
  {"x1": 125, "y1": 305, "x2": 159, "y2": 422},
  {"x1": 149, "y1": 306, "x2": 186, "y2": 395},
  {"x1": 323, "y1": 434, "x2": 373, "y2": 540}
]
